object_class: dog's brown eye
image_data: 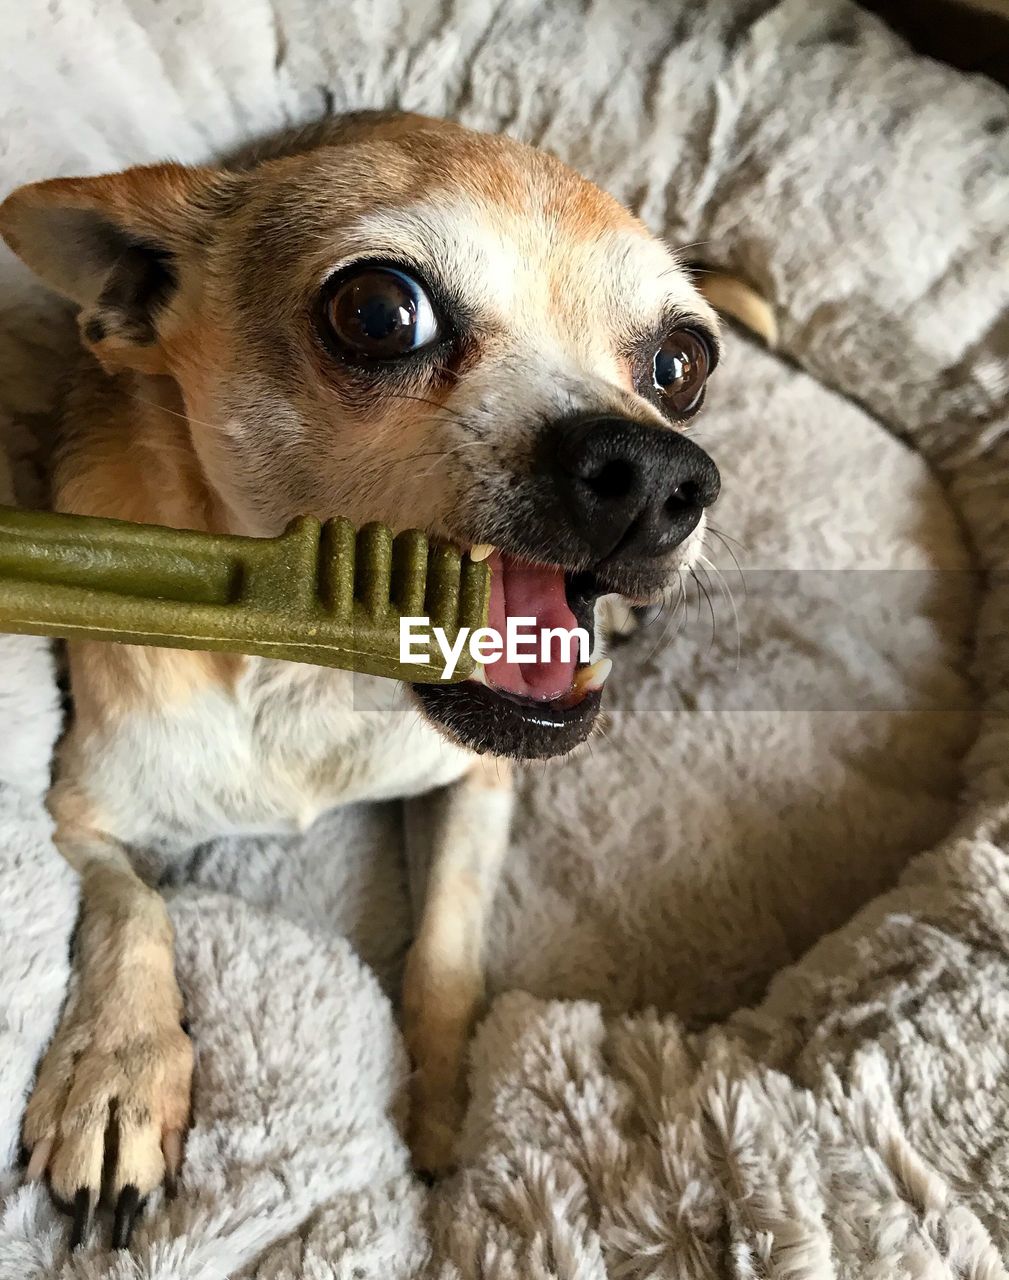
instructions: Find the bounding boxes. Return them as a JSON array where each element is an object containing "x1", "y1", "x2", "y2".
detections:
[
  {"x1": 652, "y1": 329, "x2": 710, "y2": 415},
  {"x1": 323, "y1": 267, "x2": 440, "y2": 359}
]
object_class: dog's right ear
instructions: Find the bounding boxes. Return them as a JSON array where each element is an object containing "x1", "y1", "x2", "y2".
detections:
[{"x1": 0, "y1": 164, "x2": 231, "y2": 372}]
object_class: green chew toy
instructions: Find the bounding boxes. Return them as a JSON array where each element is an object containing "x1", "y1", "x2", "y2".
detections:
[{"x1": 0, "y1": 505, "x2": 490, "y2": 682}]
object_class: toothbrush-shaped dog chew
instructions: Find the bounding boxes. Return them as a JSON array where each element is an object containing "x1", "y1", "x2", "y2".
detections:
[{"x1": 0, "y1": 506, "x2": 490, "y2": 682}]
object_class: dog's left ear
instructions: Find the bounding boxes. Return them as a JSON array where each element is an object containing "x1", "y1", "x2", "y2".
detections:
[{"x1": 0, "y1": 164, "x2": 231, "y2": 372}]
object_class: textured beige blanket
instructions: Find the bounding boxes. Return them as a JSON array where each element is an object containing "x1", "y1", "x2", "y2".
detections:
[{"x1": 0, "y1": 1, "x2": 1007, "y2": 1275}]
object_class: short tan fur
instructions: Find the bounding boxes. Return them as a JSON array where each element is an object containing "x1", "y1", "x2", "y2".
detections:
[{"x1": 0, "y1": 112, "x2": 730, "y2": 1240}]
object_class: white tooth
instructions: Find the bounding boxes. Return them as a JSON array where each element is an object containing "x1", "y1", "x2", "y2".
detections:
[
  {"x1": 469, "y1": 543, "x2": 496, "y2": 562},
  {"x1": 573, "y1": 657, "x2": 613, "y2": 694},
  {"x1": 471, "y1": 663, "x2": 489, "y2": 685}
]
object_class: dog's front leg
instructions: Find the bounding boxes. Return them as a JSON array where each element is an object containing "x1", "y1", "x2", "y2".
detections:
[
  {"x1": 402, "y1": 756, "x2": 513, "y2": 1176},
  {"x1": 23, "y1": 793, "x2": 193, "y2": 1249}
]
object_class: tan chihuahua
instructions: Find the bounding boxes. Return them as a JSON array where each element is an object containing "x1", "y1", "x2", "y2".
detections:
[{"x1": 0, "y1": 112, "x2": 724, "y2": 1249}]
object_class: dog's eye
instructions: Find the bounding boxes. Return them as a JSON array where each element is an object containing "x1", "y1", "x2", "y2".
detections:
[
  {"x1": 323, "y1": 267, "x2": 440, "y2": 359},
  {"x1": 652, "y1": 329, "x2": 710, "y2": 416}
]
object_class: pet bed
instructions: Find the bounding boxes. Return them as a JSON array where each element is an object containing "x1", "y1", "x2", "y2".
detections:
[{"x1": 0, "y1": 0, "x2": 1007, "y2": 1275}]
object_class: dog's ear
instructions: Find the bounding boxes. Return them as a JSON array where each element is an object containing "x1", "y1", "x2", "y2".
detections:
[{"x1": 0, "y1": 164, "x2": 231, "y2": 373}]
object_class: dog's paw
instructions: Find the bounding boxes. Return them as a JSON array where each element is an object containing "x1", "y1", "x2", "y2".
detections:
[{"x1": 23, "y1": 989, "x2": 193, "y2": 1250}]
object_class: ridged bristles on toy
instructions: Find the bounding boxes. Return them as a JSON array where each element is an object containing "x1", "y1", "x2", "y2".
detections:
[{"x1": 0, "y1": 507, "x2": 491, "y2": 682}]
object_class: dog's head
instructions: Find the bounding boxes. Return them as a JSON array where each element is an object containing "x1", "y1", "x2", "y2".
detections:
[{"x1": 0, "y1": 114, "x2": 721, "y2": 759}]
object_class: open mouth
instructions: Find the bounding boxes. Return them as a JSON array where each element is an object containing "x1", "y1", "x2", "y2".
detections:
[{"x1": 411, "y1": 549, "x2": 612, "y2": 759}]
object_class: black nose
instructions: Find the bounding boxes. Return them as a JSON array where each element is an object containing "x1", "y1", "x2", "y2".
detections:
[{"x1": 551, "y1": 415, "x2": 721, "y2": 560}]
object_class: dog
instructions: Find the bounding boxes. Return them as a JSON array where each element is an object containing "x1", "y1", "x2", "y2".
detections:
[{"x1": 0, "y1": 111, "x2": 727, "y2": 1249}]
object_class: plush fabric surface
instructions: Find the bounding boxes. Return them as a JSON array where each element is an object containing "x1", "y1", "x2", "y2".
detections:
[{"x1": 0, "y1": 0, "x2": 1007, "y2": 1275}]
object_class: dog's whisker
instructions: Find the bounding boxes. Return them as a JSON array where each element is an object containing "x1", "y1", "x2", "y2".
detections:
[
  {"x1": 430, "y1": 362, "x2": 462, "y2": 385},
  {"x1": 384, "y1": 390, "x2": 468, "y2": 423},
  {"x1": 704, "y1": 535, "x2": 747, "y2": 594},
  {"x1": 641, "y1": 572, "x2": 687, "y2": 666},
  {"x1": 409, "y1": 437, "x2": 488, "y2": 482},
  {"x1": 696, "y1": 550, "x2": 736, "y2": 603},
  {"x1": 706, "y1": 523, "x2": 749, "y2": 554},
  {"x1": 661, "y1": 239, "x2": 713, "y2": 267},
  {"x1": 660, "y1": 579, "x2": 690, "y2": 656},
  {"x1": 689, "y1": 566, "x2": 718, "y2": 653},
  {"x1": 396, "y1": 436, "x2": 485, "y2": 465},
  {"x1": 703, "y1": 527, "x2": 749, "y2": 610},
  {"x1": 127, "y1": 392, "x2": 224, "y2": 436},
  {"x1": 129, "y1": 388, "x2": 482, "y2": 459},
  {"x1": 634, "y1": 602, "x2": 667, "y2": 631},
  {"x1": 697, "y1": 552, "x2": 741, "y2": 669}
]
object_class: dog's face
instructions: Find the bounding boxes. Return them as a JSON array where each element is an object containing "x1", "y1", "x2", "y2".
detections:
[{"x1": 0, "y1": 115, "x2": 721, "y2": 759}]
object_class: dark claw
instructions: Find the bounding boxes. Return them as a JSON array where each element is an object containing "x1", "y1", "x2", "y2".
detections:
[
  {"x1": 164, "y1": 1172, "x2": 178, "y2": 1201},
  {"x1": 111, "y1": 1185, "x2": 142, "y2": 1250},
  {"x1": 416, "y1": 1169, "x2": 436, "y2": 1188},
  {"x1": 69, "y1": 1188, "x2": 93, "y2": 1250},
  {"x1": 16, "y1": 1144, "x2": 29, "y2": 1169},
  {"x1": 180, "y1": 1018, "x2": 192, "y2": 1037},
  {"x1": 49, "y1": 1188, "x2": 74, "y2": 1217}
]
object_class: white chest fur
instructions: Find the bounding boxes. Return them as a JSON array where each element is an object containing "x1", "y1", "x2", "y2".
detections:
[{"x1": 76, "y1": 657, "x2": 473, "y2": 857}]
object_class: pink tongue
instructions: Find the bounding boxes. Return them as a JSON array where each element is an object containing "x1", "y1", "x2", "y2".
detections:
[{"x1": 485, "y1": 552, "x2": 579, "y2": 700}]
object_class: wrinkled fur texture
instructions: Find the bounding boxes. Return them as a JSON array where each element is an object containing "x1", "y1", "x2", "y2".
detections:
[{"x1": 1, "y1": 0, "x2": 1008, "y2": 1276}]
